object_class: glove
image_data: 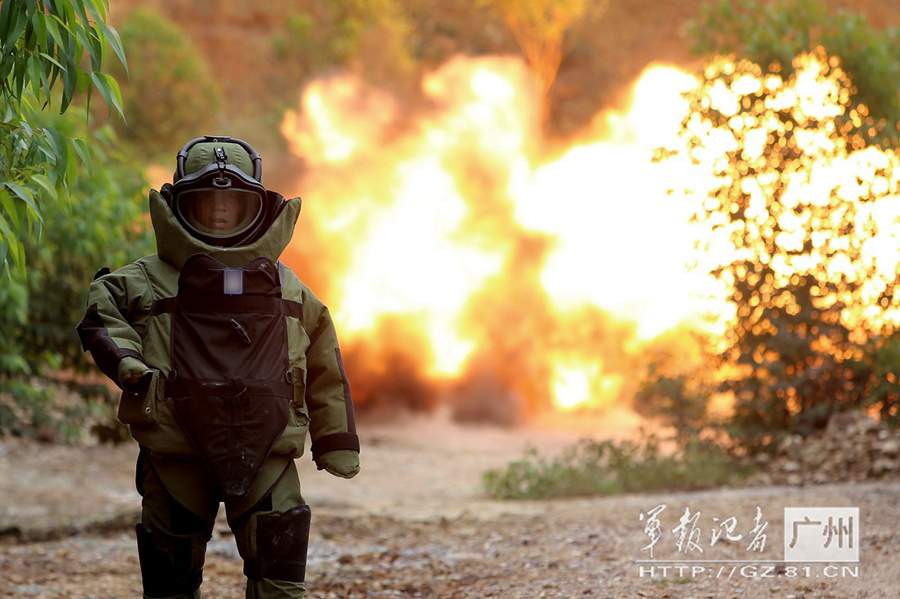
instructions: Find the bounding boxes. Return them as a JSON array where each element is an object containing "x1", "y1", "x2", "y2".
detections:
[
  {"x1": 117, "y1": 356, "x2": 154, "y2": 392},
  {"x1": 315, "y1": 449, "x2": 360, "y2": 479}
]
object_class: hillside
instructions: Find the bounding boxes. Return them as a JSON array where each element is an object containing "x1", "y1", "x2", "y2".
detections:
[{"x1": 106, "y1": 0, "x2": 900, "y2": 144}]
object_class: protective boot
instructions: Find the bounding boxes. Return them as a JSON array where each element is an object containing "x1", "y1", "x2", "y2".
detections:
[{"x1": 135, "y1": 523, "x2": 206, "y2": 599}]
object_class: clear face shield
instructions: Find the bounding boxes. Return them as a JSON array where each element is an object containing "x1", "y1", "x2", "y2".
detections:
[{"x1": 176, "y1": 186, "x2": 264, "y2": 241}]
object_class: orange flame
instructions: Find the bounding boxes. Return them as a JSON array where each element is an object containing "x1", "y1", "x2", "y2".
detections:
[{"x1": 279, "y1": 57, "x2": 726, "y2": 416}]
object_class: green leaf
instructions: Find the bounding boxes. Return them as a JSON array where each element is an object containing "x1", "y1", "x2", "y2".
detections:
[
  {"x1": 0, "y1": 238, "x2": 8, "y2": 273},
  {"x1": 43, "y1": 13, "x2": 66, "y2": 49},
  {"x1": 2, "y1": 2, "x2": 27, "y2": 54},
  {"x1": 38, "y1": 51, "x2": 65, "y2": 71},
  {"x1": 61, "y1": 0, "x2": 76, "y2": 28},
  {"x1": 26, "y1": 54, "x2": 43, "y2": 98},
  {"x1": 72, "y1": 137, "x2": 93, "y2": 179},
  {"x1": 97, "y1": 20, "x2": 127, "y2": 74},
  {"x1": 32, "y1": 9, "x2": 47, "y2": 51},
  {"x1": 75, "y1": 68, "x2": 90, "y2": 94},
  {"x1": 64, "y1": 139, "x2": 77, "y2": 189},
  {"x1": 71, "y1": 0, "x2": 89, "y2": 26},
  {"x1": 12, "y1": 52, "x2": 27, "y2": 100},
  {"x1": 31, "y1": 174, "x2": 59, "y2": 204},
  {"x1": 0, "y1": 206, "x2": 16, "y2": 239},
  {"x1": 90, "y1": 71, "x2": 123, "y2": 118},
  {"x1": 45, "y1": 126, "x2": 66, "y2": 165},
  {"x1": 0, "y1": 0, "x2": 15, "y2": 47},
  {"x1": 5, "y1": 183, "x2": 41, "y2": 221},
  {"x1": 83, "y1": 0, "x2": 104, "y2": 22},
  {"x1": 103, "y1": 72, "x2": 124, "y2": 120},
  {"x1": 0, "y1": 188, "x2": 23, "y2": 231},
  {"x1": 74, "y1": 18, "x2": 101, "y2": 71},
  {"x1": 8, "y1": 235, "x2": 26, "y2": 278},
  {"x1": 59, "y1": 58, "x2": 77, "y2": 113}
]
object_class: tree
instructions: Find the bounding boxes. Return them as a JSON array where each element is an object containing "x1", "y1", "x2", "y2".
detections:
[
  {"x1": 669, "y1": 48, "x2": 900, "y2": 450},
  {"x1": 678, "y1": 0, "x2": 900, "y2": 448},
  {"x1": 690, "y1": 0, "x2": 900, "y2": 141},
  {"x1": 0, "y1": 0, "x2": 126, "y2": 275},
  {"x1": 278, "y1": 0, "x2": 417, "y2": 90},
  {"x1": 108, "y1": 7, "x2": 222, "y2": 159},
  {"x1": 481, "y1": 0, "x2": 608, "y2": 102}
]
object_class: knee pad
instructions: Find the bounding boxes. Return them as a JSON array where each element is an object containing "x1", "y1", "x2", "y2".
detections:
[
  {"x1": 135, "y1": 523, "x2": 204, "y2": 598},
  {"x1": 244, "y1": 504, "x2": 311, "y2": 583}
]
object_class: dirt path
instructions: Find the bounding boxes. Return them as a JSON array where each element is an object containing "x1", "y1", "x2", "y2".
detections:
[{"x1": 1, "y1": 412, "x2": 898, "y2": 598}]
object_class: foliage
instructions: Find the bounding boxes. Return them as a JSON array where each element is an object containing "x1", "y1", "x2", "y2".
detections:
[
  {"x1": 634, "y1": 362, "x2": 713, "y2": 446},
  {"x1": 482, "y1": 432, "x2": 752, "y2": 500},
  {"x1": 668, "y1": 49, "x2": 900, "y2": 450},
  {"x1": 108, "y1": 6, "x2": 222, "y2": 160},
  {"x1": 479, "y1": 0, "x2": 607, "y2": 99},
  {"x1": 690, "y1": 0, "x2": 900, "y2": 140},
  {"x1": 0, "y1": 110, "x2": 153, "y2": 442},
  {"x1": 633, "y1": 329, "x2": 720, "y2": 444},
  {"x1": 0, "y1": 0, "x2": 126, "y2": 275},
  {"x1": 270, "y1": 0, "x2": 417, "y2": 91},
  {"x1": 855, "y1": 335, "x2": 900, "y2": 427}
]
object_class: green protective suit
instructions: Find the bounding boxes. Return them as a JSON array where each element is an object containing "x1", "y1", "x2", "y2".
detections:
[{"x1": 77, "y1": 188, "x2": 359, "y2": 599}]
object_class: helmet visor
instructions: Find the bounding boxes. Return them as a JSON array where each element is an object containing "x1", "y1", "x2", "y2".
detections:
[{"x1": 176, "y1": 188, "x2": 264, "y2": 241}]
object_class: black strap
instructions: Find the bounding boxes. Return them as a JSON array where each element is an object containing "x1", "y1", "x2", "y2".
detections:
[
  {"x1": 243, "y1": 559, "x2": 306, "y2": 583},
  {"x1": 311, "y1": 432, "x2": 360, "y2": 462},
  {"x1": 166, "y1": 378, "x2": 292, "y2": 399},
  {"x1": 151, "y1": 296, "x2": 303, "y2": 318}
]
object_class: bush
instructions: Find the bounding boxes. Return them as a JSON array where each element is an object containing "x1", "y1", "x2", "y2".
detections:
[
  {"x1": 0, "y1": 115, "x2": 153, "y2": 442},
  {"x1": 269, "y1": 0, "x2": 418, "y2": 92},
  {"x1": 481, "y1": 432, "x2": 753, "y2": 500},
  {"x1": 633, "y1": 330, "x2": 719, "y2": 444}
]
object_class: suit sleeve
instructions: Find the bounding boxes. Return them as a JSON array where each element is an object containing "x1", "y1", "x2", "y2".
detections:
[
  {"x1": 76, "y1": 264, "x2": 152, "y2": 388},
  {"x1": 303, "y1": 299, "x2": 360, "y2": 463}
]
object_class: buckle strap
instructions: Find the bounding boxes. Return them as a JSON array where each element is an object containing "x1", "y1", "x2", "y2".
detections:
[
  {"x1": 151, "y1": 296, "x2": 303, "y2": 318},
  {"x1": 166, "y1": 378, "x2": 292, "y2": 399}
]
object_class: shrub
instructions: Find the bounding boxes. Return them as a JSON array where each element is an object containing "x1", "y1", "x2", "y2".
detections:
[
  {"x1": 482, "y1": 432, "x2": 753, "y2": 500},
  {"x1": 0, "y1": 115, "x2": 153, "y2": 442}
]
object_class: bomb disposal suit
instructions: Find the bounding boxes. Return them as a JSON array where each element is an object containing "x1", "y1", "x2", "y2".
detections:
[{"x1": 77, "y1": 136, "x2": 360, "y2": 599}]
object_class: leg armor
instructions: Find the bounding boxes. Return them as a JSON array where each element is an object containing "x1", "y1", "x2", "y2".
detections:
[{"x1": 243, "y1": 504, "x2": 311, "y2": 583}]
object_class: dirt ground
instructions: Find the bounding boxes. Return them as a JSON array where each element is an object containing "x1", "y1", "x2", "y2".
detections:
[{"x1": 1, "y1": 410, "x2": 898, "y2": 598}]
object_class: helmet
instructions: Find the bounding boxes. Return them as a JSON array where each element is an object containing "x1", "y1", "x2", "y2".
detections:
[{"x1": 170, "y1": 136, "x2": 280, "y2": 247}]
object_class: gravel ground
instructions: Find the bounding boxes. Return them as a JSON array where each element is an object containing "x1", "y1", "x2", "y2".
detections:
[{"x1": 1, "y1": 411, "x2": 897, "y2": 598}]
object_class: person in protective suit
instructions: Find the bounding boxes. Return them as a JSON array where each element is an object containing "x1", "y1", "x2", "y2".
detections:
[{"x1": 76, "y1": 136, "x2": 360, "y2": 599}]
